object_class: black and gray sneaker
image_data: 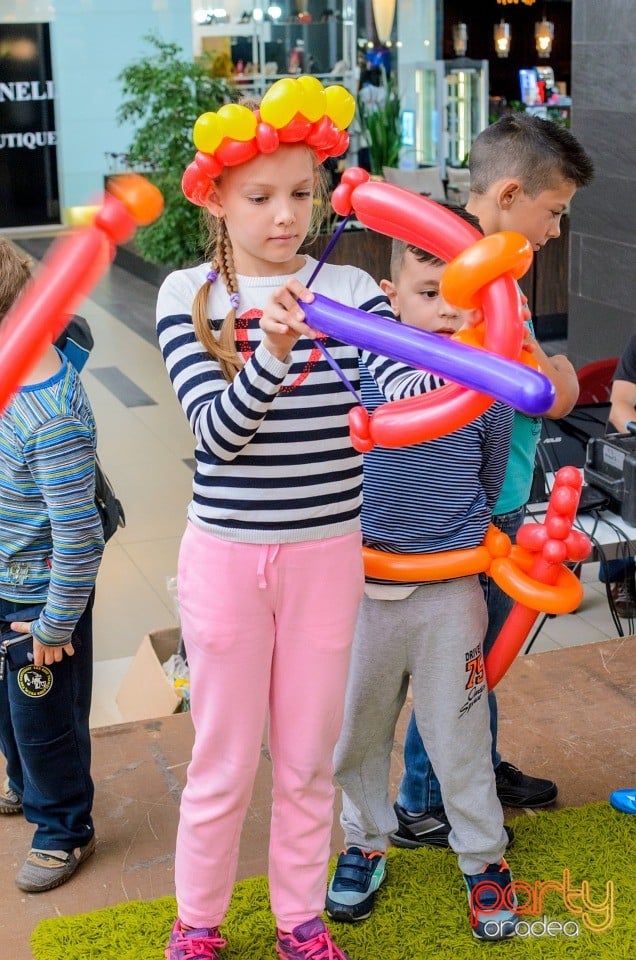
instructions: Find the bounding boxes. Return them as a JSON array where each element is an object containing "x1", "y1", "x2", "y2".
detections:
[
  {"x1": 390, "y1": 803, "x2": 454, "y2": 849},
  {"x1": 495, "y1": 761, "x2": 557, "y2": 808},
  {"x1": 390, "y1": 802, "x2": 515, "y2": 850}
]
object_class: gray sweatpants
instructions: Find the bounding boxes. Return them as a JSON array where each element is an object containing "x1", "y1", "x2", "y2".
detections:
[{"x1": 334, "y1": 576, "x2": 508, "y2": 876}]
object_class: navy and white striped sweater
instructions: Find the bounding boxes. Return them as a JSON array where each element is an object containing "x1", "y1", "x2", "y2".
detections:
[
  {"x1": 157, "y1": 257, "x2": 444, "y2": 544},
  {"x1": 360, "y1": 363, "x2": 514, "y2": 565}
]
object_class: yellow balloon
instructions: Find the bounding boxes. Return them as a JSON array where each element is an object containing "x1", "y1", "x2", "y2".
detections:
[
  {"x1": 260, "y1": 78, "x2": 302, "y2": 129},
  {"x1": 217, "y1": 103, "x2": 257, "y2": 142},
  {"x1": 193, "y1": 112, "x2": 224, "y2": 153},
  {"x1": 325, "y1": 85, "x2": 356, "y2": 130},
  {"x1": 297, "y1": 75, "x2": 326, "y2": 122}
]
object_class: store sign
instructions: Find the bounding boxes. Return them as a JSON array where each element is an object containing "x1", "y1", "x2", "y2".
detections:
[{"x1": 0, "y1": 23, "x2": 60, "y2": 227}]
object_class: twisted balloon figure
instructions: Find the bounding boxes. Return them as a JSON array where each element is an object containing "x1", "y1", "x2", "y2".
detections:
[
  {"x1": 0, "y1": 174, "x2": 164, "y2": 415},
  {"x1": 302, "y1": 167, "x2": 556, "y2": 450},
  {"x1": 485, "y1": 465, "x2": 591, "y2": 688},
  {"x1": 304, "y1": 170, "x2": 589, "y2": 683},
  {"x1": 364, "y1": 467, "x2": 591, "y2": 689}
]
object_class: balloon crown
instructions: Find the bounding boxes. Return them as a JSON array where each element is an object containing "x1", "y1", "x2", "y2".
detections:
[{"x1": 182, "y1": 76, "x2": 356, "y2": 207}]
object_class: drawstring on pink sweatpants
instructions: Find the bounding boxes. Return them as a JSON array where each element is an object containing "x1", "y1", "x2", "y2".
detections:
[{"x1": 256, "y1": 543, "x2": 279, "y2": 589}]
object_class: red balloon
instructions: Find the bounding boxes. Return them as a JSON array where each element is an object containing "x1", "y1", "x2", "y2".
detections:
[
  {"x1": 95, "y1": 191, "x2": 139, "y2": 245},
  {"x1": 182, "y1": 164, "x2": 211, "y2": 206},
  {"x1": 0, "y1": 230, "x2": 112, "y2": 414},
  {"x1": 331, "y1": 130, "x2": 350, "y2": 156},
  {"x1": 331, "y1": 182, "x2": 355, "y2": 217},
  {"x1": 256, "y1": 122, "x2": 279, "y2": 154},
  {"x1": 278, "y1": 114, "x2": 313, "y2": 143},
  {"x1": 349, "y1": 383, "x2": 492, "y2": 451},
  {"x1": 306, "y1": 115, "x2": 340, "y2": 150},
  {"x1": 194, "y1": 151, "x2": 223, "y2": 178},
  {"x1": 359, "y1": 464, "x2": 591, "y2": 692},
  {"x1": 215, "y1": 137, "x2": 258, "y2": 167},
  {"x1": 485, "y1": 466, "x2": 590, "y2": 689},
  {"x1": 341, "y1": 167, "x2": 370, "y2": 188}
]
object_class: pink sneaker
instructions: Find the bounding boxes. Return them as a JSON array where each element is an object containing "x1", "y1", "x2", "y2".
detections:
[
  {"x1": 165, "y1": 919, "x2": 227, "y2": 959},
  {"x1": 276, "y1": 918, "x2": 352, "y2": 959}
]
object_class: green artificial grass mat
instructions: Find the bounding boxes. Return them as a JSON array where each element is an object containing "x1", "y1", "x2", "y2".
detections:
[{"x1": 32, "y1": 802, "x2": 634, "y2": 960}]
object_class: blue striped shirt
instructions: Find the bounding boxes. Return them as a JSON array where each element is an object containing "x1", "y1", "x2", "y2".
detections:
[
  {"x1": 360, "y1": 363, "x2": 514, "y2": 578},
  {"x1": 157, "y1": 257, "x2": 444, "y2": 544},
  {"x1": 0, "y1": 351, "x2": 104, "y2": 645}
]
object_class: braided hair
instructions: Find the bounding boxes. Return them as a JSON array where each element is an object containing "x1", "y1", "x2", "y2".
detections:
[{"x1": 193, "y1": 216, "x2": 243, "y2": 383}]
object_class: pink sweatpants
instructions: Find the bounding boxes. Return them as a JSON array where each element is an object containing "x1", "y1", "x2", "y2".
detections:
[{"x1": 174, "y1": 522, "x2": 364, "y2": 931}]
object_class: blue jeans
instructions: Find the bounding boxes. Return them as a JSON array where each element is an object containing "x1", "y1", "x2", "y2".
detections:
[
  {"x1": 598, "y1": 557, "x2": 635, "y2": 583},
  {"x1": 398, "y1": 507, "x2": 526, "y2": 812},
  {"x1": 0, "y1": 593, "x2": 95, "y2": 850}
]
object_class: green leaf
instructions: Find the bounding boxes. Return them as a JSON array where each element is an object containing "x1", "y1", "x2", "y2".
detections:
[
  {"x1": 357, "y1": 68, "x2": 402, "y2": 176},
  {"x1": 116, "y1": 34, "x2": 233, "y2": 267}
]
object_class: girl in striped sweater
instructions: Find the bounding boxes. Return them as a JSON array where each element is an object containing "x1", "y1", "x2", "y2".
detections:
[{"x1": 157, "y1": 87, "x2": 441, "y2": 960}]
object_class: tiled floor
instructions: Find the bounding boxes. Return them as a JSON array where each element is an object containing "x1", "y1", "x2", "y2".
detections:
[
  {"x1": 6, "y1": 238, "x2": 635, "y2": 726},
  {"x1": 2, "y1": 236, "x2": 635, "y2": 958}
]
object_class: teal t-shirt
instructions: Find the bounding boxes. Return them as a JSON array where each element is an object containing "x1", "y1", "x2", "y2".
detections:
[
  {"x1": 494, "y1": 317, "x2": 544, "y2": 516},
  {"x1": 494, "y1": 410, "x2": 542, "y2": 515}
]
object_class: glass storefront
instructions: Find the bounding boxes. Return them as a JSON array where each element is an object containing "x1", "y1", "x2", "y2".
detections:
[{"x1": 0, "y1": 21, "x2": 59, "y2": 227}]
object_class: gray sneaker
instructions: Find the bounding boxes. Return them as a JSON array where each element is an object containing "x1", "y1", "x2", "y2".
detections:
[
  {"x1": 16, "y1": 834, "x2": 96, "y2": 892},
  {"x1": 0, "y1": 780, "x2": 22, "y2": 815}
]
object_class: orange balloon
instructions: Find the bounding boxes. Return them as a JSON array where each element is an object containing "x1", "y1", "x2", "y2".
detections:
[
  {"x1": 453, "y1": 322, "x2": 540, "y2": 370},
  {"x1": 489, "y1": 557, "x2": 583, "y2": 614},
  {"x1": 362, "y1": 541, "x2": 493, "y2": 582},
  {"x1": 441, "y1": 231, "x2": 533, "y2": 310},
  {"x1": 106, "y1": 174, "x2": 164, "y2": 226}
]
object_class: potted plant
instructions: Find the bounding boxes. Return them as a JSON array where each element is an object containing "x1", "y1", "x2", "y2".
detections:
[
  {"x1": 356, "y1": 67, "x2": 401, "y2": 176},
  {"x1": 116, "y1": 34, "x2": 232, "y2": 268}
]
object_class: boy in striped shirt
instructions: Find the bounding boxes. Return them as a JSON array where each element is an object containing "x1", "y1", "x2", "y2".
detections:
[{"x1": 0, "y1": 239, "x2": 103, "y2": 892}]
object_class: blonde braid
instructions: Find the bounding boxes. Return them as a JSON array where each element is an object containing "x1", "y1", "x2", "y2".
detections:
[{"x1": 192, "y1": 220, "x2": 243, "y2": 383}]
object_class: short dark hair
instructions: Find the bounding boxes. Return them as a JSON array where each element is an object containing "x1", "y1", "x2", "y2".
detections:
[
  {"x1": 390, "y1": 203, "x2": 483, "y2": 280},
  {"x1": 469, "y1": 113, "x2": 594, "y2": 197},
  {"x1": 0, "y1": 239, "x2": 31, "y2": 322}
]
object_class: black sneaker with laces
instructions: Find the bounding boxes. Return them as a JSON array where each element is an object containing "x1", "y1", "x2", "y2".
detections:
[
  {"x1": 495, "y1": 760, "x2": 557, "y2": 808},
  {"x1": 390, "y1": 802, "x2": 514, "y2": 849}
]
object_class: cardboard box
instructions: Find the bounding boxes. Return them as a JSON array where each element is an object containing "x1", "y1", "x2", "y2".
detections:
[{"x1": 117, "y1": 627, "x2": 184, "y2": 722}]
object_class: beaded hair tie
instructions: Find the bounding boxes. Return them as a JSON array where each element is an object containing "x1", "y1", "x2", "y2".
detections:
[
  {"x1": 206, "y1": 266, "x2": 240, "y2": 311},
  {"x1": 182, "y1": 76, "x2": 355, "y2": 207}
]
